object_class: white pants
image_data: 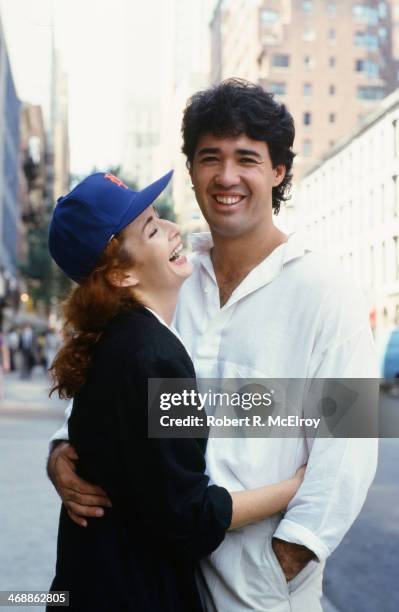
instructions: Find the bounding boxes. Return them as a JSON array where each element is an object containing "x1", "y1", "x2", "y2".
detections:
[{"x1": 198, "y1": 517, "x2": 324, "y2": 612}]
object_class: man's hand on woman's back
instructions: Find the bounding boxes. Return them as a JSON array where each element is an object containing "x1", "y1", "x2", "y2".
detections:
[{"x1": 47, "y1": 442, "x2": 112, "y2": 527}]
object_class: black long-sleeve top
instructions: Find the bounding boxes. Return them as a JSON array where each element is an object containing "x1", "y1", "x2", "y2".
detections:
[{"x1": 49, "y1": 308, "x2": 232, "y2": 612}]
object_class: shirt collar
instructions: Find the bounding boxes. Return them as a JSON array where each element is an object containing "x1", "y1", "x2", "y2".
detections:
[
  {"x1": 189, "y1": 230, "x2": 311, "y2": 266},
  {"x1": 188, "y1": 231, "x2": 313, "y2": 308}
]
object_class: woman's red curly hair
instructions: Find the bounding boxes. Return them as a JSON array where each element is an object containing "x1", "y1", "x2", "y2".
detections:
[{"x1": 50, "y1": 234, "x2": 140, "y2": 399}]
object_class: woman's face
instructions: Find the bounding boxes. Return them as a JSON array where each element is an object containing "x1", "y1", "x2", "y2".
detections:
[{"x1": 118, "y1": 206, "x2": 193, "y2": 293}]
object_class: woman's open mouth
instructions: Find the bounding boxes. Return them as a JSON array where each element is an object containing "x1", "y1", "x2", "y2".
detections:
[{"x1": 169, "y1": 243, "x2": 187, "y2": 266}]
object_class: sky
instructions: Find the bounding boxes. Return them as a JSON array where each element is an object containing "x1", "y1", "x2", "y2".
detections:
[{"x1": 0, "y1": 0, "x2": 176, "y2": 174}]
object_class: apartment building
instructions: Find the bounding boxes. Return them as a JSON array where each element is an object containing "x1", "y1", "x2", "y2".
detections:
[
  {"x1": 294, "y1": 88, "x2": 399, "y2": 339},
  {"x1": 211, "y1": 0, "x2": 399, "y2": 178}
]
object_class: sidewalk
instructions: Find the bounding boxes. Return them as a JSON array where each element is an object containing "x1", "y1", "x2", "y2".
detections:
[
  {"x1": 0, "y1": 369, "x2": 67, "y2": 418},
  {"x1": 0, "y1": 370, "x2": 66, "y2": 612}
]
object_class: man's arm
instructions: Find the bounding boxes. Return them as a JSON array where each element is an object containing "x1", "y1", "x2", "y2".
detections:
[
  {"x1": 273, "y1": 325, "x2": 379, "y2": 577},
  {"x1": 47, "y1": 400, "x2": 112, "y2": 527}
]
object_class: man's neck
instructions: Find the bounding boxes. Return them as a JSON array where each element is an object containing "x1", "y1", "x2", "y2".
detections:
[
  {"x1": 211, "y1": 225, "x2": 288, "y2": 278},
  {"x1": 210, "y1": 225, "x2": 288, "y2": 307}
]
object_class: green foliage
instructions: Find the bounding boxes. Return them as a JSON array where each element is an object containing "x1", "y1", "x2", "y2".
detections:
[{"x1": 19, "y1": 205, "x2": 72, "y2": 308}]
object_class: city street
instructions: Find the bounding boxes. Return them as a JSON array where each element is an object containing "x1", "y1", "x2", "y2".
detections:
[
  {"x1": 0, "y1": 370, "x2": 67, "y2": 612},
  {"x1": 0, "y1": 371, "x2": 398, "y2": 612}
]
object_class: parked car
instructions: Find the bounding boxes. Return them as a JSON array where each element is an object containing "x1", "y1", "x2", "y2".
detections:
[
  {"x1": 378, "y1": 328, "x2": 399, "y2": 395},
  {"x1": 383, "y1": 328, "x2": 399, "y2": 380}
]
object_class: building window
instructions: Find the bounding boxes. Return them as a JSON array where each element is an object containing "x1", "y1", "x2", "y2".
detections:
[
  {"x1": 394, "y1": 236, "x2": 399, "y2": 281},
  {"x1": 355, "y1": 59, "x2": 379, "y2": 78},
  {"x1": 355, "y1": 32, "x2": 378, "y2": 50},
  {"x1": 369, "y1": 190, "x2": 374, "y2": 227},
  {"x1": 304, "y1": 112, "x2": 312, "y2": 126},
  {"x1": 260, "y1": 8, "x2": 279, "y2": 24},
  {"x1": 329, "y1": 84, "x2": 336, "y2": 95},
  {"x1": 270, "y1": 82, "x2": 287, "y2": 95},
  {"x1": 357, "y1": 86, "x2": 385, "y2": 100},
  {"x1": 381, "y1": 183, "x2": 386, "y2": 221},
  {"x1": 379, "y1": 27, "x2": 387, "y2": 39},
  {"x1": 353, "y1": 4, "x2": 379, "y2": 24},
  {"x1": 302, "y1": 0, "x2": 313, "y2": 12},
  {"x1": 393, "y1": 119, "x2": 399, "y2": 157},
  {"x1": 379, "y1": 2, "x2": 387, "y2": 18},
  {"x1": 382, "y1": 241, "x2": 386, "y2": 283},
  {"x1": 394, "y1": 175, "x2": 399, "y2": 217},
  {"x1": 329, "y1": 56, "x2": 336, "y2": 68},
  {"x1": 303, "y1": 140, "x2": 312, "y2": 156},
  {"x1": 329, "y1": 112, "x2": 336, "y2": 123},
  {"x1": 370, "y1": 246, "x2": 375, "y2": 287},
  {"x1": 328, "y1": 29, "x2": 336, "y2": 43},
  {"x1": 303, "y1": 82, "x2": 312, "y2": 96},
  {"x1": 304, "y1": 55, "x2": 314, "y2": 69},
  {"x1": 272, "y1": 54, "x2": 290, "y2": 67},
  {"x1": 327, "y1": 3, "x2": 337, "y2": 16},
  {"x1": 303, "y1": 27, "x2": 316, "y2": 41}
]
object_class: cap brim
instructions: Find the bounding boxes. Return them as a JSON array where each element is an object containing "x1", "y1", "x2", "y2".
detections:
[{"x1": 115, "y1": 170, "x2": 173, "y2": 233}]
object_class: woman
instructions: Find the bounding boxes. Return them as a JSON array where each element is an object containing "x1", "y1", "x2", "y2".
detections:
[{"x1": 47, "y1": 171, "x2": 305, "y2": 611}]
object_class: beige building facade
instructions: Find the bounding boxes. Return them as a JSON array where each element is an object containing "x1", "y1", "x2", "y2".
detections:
[
  {"x1": 294, "y1": 88, "x2": 399, "y2": 347},
  {"x1": 211, "y1": 0, "x2": 399, "y2": 178}
]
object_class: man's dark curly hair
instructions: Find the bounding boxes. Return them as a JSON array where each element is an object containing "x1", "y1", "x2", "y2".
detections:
[{"x1": 181, "y1": 78, "x2": 296, "y2": 215}]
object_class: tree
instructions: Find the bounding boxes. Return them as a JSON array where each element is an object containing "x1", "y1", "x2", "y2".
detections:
[{"x1": 19, "y1": 204, "x2": 72, "y2": 309}]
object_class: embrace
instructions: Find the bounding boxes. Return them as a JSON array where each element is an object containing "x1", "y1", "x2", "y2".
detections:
[{"x1": 46, "y1": 79, "x2": 378, "y2": 611}]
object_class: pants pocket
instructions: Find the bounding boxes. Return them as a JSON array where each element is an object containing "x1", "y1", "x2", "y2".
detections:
[{"x1": 264, "y1": 538, "x2": 291, "y2": 599}]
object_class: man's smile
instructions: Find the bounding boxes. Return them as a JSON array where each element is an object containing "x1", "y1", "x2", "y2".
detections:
[{"x1": 211, "y1": 193, "x2": 247, "y2": 208}]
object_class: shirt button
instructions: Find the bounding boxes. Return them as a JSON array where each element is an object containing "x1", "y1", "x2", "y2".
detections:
[{"x1": 204, "y1": 286, "x2": 210, "y2": 293}]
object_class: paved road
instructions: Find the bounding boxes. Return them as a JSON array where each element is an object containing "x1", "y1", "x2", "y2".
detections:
[
  {"x1": 0, "y1": 370, "x2": 67, "y2": 612},
  {"x1": 323, "y1": 392, "x2": 399, "y2": 612},
  {"x1": 0, "y1": 372, "x2": 398, "y2": 611}
]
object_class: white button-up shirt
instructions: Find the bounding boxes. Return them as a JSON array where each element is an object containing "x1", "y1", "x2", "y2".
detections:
[{"x1": 174, "y1": 232, "x2": 378, "y2": 611}]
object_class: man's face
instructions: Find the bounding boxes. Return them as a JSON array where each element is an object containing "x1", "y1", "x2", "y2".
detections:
[{"x1": 189, "y1": 133, "x2": 285, "y2": 239}]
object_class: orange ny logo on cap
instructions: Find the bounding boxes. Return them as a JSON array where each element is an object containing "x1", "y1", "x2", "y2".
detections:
[{"x1": 104, "y1": 173, "x2": 128, "y2": 189}]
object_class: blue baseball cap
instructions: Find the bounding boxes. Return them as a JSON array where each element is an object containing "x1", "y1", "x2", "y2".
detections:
[{"x1": 49, "y1": 170, "x2": 173, "y2": 283}]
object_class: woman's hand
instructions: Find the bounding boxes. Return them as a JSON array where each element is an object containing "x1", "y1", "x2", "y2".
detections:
[
  {"x1": 229, "y1": 465, "x2": 308, "y2": 530},
  {"x1": 281, "y1": 464, "x2": 307, "y2": 513}
]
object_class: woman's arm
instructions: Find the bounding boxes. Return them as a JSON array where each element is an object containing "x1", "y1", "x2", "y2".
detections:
[{"x1": 229, "y1": 466, "x2": 305, "y2": 530}]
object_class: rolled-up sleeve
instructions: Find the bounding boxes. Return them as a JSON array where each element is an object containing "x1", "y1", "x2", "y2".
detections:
[
  {"x1": 48, "y1": 400, "x2": 73, "y2": 449},
  {"x1": 274, "y1": 322, "x2": 379, "y2": 561},
  {"x1": 274, "y1": 436, "x2": 378, "y2": 561}
]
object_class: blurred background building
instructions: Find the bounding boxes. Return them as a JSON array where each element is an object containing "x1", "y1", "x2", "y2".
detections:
[
  {"x1": 0, "y1": 14, "x2": 20, "y2": 327},
  {"x1": 0, "y1": 6, "x2": 71, "y2": 330},
  {"x1": 0, "y1": 0, "x2": 398, "y2": 343},
  {"x1": 51, "y1": 49, "x2": 70, "y2": 201},
  {"x1": 295, "y1": 88, "x2": 399, "y2": 342},
  {"x1": 121, "y1": 99, "x2": 160, "y2": 188}
]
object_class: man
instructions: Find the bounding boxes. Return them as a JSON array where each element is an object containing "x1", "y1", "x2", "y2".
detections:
[{"x1": 48, "y1": 79, "x2": 378, "y2": 611}]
